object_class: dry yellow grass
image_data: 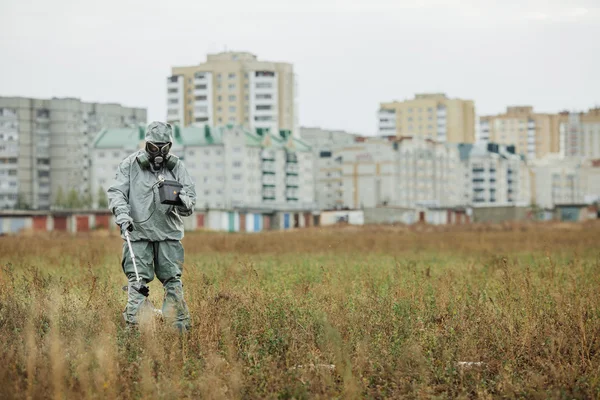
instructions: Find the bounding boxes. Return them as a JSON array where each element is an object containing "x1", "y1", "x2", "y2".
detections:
[{"x1": 1, "y1": 223, "x2": 599, "y2": 399}]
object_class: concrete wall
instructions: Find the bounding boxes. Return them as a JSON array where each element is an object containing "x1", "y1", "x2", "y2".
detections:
[
  {"x1": 319, "y1": 210, "x2": 364, "y2": 226},
  {"x1": 471, "y1": 206, "x2": 530, "y2": 223},
  {"x1": 363, "y1": 207, "x2": 416, "y2": 225}
]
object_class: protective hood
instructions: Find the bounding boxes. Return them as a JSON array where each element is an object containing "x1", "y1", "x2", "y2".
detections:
[{"x1": 145, "y1": 121, "x2": 173, "y2": 143}]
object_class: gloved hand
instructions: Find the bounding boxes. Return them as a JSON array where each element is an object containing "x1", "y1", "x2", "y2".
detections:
[
  {"x1": 115, "y1": 213, "x2": 133, "y2": 234},
  {"x1": 176, "y1": 189, "x2": 193, "y2": 216},
  {"x1": 120, "y1": 221, "x2": 134, "y2": 234}
]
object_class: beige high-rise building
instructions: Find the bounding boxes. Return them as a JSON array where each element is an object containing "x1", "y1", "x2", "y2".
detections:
[
  {"x1": 479, "y1": 106, "x2": 565, "y2": 160},
  {"x1": 167, "y1": 51, "x2": 298, "y2": 136},
  {"x1": 377, "y1": 93, "x2": 475, "y2": 143}
]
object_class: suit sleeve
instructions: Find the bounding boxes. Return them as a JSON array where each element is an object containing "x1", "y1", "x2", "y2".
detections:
[
  {"x1": 107, "y1": 158, "x2": 132, "y2": 218},
  {"x1": 175, "y1": 161, "x2": 196, "y2": 216}
]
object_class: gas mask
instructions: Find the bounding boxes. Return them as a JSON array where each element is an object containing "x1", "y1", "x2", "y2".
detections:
[{"x1": 145, "y1": 141, "x2": 172, "y2": 170}]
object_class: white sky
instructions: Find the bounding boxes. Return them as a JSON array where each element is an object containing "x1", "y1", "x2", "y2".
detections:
[{"x1": 1, "y1": 0, "x2": 599, "y2": 135}]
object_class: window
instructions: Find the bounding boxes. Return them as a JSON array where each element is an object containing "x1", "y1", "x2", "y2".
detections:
[
  {"x1": 256, "y1": 94, "x2": 272, "y2": 100},
  {"x1": 195, "y1": 117, "x2": 208, "y2": 122},
  {"x1": 256, "y1": 82, "x2": 272, "y2": 89},
  {"x1": 228, "y1": 84, "x2": 235, "y2": 90},
  {"x1": 255, "y1": 71, "x2": 275, "y2": 77},
  {"x1": 229, "y1": 106, "x2": 236, "y2": 112},
  {"x1": 37, "y1": 171, "x2": 49, "y2": 178},
  {"x1": 168, "y1": 99, "x2": 178, "y2": 104},
  {"x1": 254, "y1": 116, "x2": 273, "y2": 121},
  {"x1": 168, "y1": 88, "x2": 177, "y2": 93},
  {"x1": 204, "y1": 190, "x2": 210, "y2": 196},
  {"x1": 218, "y1": 96, "x2": 222, "y2": 102},
  {"x1": 228, "y1": 95, "x2": 236, "y2": 101},
  {"x1": 195, "y1": 84, "x2": 206, "y2": 90},
  {"x1": 203, "y1": 177, "x2": 209, "y2": 183},
  {"x1": 256, "y1": 105, "x2": 272, "y2": 111},
  {"x1": 320, "y1": 151, "x2": 332, "y2": 158},
  {"x1": 233, "y1": 147, "x2": 241, "y2": 153},
  {"x1": 195, "y1": 95, "x2": 207, "y2": 101},
  {"x1": 228, "y1": 73, "x2": 236, "y2": 79},
  {"x1": 228, "y1": 117, "x2": 236, "y2": 122},
  {"x1": 216, "y1": 162, "x2": 224, "y2": 168},
  {"x1": 217, "y1": 106, "x2": 222, "y2": 112},
  {"x1": 233, "y1": 161, "x2": 242, "y2": 167},
  {"x1": 233, "y1": 174, "x2": 242, "y2": 180}
]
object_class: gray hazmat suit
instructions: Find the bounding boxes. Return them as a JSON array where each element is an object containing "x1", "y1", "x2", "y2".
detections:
[{"x1": 107, "y1": 122, "x2": 196, "y2": 331}]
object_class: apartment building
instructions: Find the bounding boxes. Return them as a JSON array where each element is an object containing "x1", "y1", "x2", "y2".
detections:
[
  {"x1": 299, "y1": 127, "x2": 358, "y2": 210},
  {"x1": 530, "y1": 155, "x2": 600, "y2": 209},
  {"x1": 560, "y1": 108, "x2": 600, "y2": 159},
  {"x1": 167, "y1": 52, "x2": 297, "y2": 136},
  {"x1": 92, "y1": 125, "x2": 315, "y2": 211},
  {"x1": 336, "y1": 136, "x2": 463, "y2": 209},
  {"x1": 458, "y1": 142, "x2": 530, "y2": 207},
  {"x1": 0, "y1": 97, "x2": 146, "y2": 210},
  {"x1": 377, "y1": 93, "x2": 475, "y2": 143},
  {"x1": 479, "y1": 106, "x2": 564, "y2": 160}
]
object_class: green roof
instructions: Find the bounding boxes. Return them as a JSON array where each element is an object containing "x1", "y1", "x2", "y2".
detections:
[
  {"x1": 93, "y1": 124, "x2": 309, "y2": 152},
  {"x1": 92, "y1": 127, "x2": 143, "y2": 149}
]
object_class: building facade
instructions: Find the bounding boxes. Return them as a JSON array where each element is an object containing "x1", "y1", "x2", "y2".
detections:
[
  {"x1": 560, "y1": 108, "x2": 600, "y2": 159},
  {"x1": 167, "y1": 52, "x2": 297, "y2": 137},
  {"x1": 479, "y1": 106, "x2": 564, "y2": 160},
  {"x1": 0, "y1": 97, "x2": 146, "y2": 210},
  {"x1": 530, "y1": 155, "x2": 600, "y2": 209},
  {"x1": 299, "y1": 127, "x2": 358, "y2": 210},
  {"x1": 377, "y1": 93, "x2": 475, "y2": 144},
  {"x1": 92, "y1": 125, "x2": 315, "y2": 211},
  {"x1": 458, "y1": 142, "x2": 531, "y2": 207},
  {"x1": 336, "y1": 136, "x2": 463, "y2": 209}
]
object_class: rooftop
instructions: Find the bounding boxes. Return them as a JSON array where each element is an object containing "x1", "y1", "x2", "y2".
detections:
[{"x1": 93, "y1": 125, "x2": 311, "y2": 152}]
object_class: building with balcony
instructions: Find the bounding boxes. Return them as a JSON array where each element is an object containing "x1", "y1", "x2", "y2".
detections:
[
  {"x1": 530, "y1": 155, "x2": 600, "y2": 209},
  {"x1": 92, "y1": 125, "x2": 315, "y2": 212},
  {"x1": 560, "y1": 108, "x2": 600, "y2": 159},
  {"x1": 377, "y1": 93, "x2": 475, "y2": 144},
  {"x1": 479, "y1": 106, "x2": 565, "y2": 160},
  {"x1": 332, "y1": 136, "x2": 463, "y2": 210},
  {"x1": 299, "y1": 127, "x2": 358, "y2": 210},
  {"x1": 167, "y1": 52, "x2": 298, "y2": 137},
  {"x1": 0, "y1": 97, "x2": 146, "y2": 210},
  {"x1": 458, "y1": 142, "x2": 530, "y2": 207}
]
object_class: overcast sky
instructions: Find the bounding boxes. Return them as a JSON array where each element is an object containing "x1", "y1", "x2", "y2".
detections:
[{"x1": 1, "y1": 0, "x2": 599, "y2": 135}]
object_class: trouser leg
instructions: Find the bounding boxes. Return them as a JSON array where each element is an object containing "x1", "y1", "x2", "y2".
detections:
[
  {"x1": 121, "y1": 240, "x2": 155, "y2": 325},
  {"x1": 154, "y1": 240, "x2": 190, "y2": 330}
]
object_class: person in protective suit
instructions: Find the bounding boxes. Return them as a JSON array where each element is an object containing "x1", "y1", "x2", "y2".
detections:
[{"x1": 108, "y1": 121, "x2": 196, "y2": 332}]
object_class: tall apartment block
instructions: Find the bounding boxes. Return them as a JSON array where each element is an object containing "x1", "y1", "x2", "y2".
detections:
[
  {"x1": 560, "y1": 108, "x2": 600, "y2": 159},
  {"x1": 479, "y1": 106, "x2": 563, "y2": 160},
  {"x1": 377, "y1": 93, "x2": 475, "y2": 143},
  {"x1": 299, "y1": 127, "x2": 359, "y2": 210},
  {"x1": 167, "y1": 51, "x2": 298, "y2": 137},
  {"x1": 0, "y1": 97, "x2": 146, "y2": 210}
]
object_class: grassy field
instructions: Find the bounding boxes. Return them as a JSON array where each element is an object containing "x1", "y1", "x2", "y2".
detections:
[{"x1": 1, "y1": 223, "x2": 599, "y2": 399}]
